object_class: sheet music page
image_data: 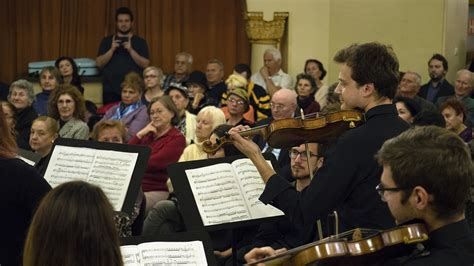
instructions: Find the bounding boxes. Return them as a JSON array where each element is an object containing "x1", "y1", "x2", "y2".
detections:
[
  {"x1": 185, "y1": 163, "x2": 250, "y2": 226},
  {"x1": 136, "y1": 241, "x2": 207, "y2": 266},
  {"x1": 43, "y1": 145, "x2": 138, "y2": 210},
  {"x1": 121, "y1": 245, "x2": 141, "y2": 266},
  {"x1": 232, "y1": 158, "x2": 284, "y2": 219}
]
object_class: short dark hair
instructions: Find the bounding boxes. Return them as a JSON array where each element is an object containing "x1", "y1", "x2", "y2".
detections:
[
  {"x1": 429, "y1": 53, "x2": 448, "y2": 71},
  {"x1": 148, "y1": 96, "x2": 180, "y2": 126},
  {"x1": 116, "y1": 6, "x2": 133, "y2": 21},
  {"x1": 412, "y1": 110, "x2": 446, "y2": 127},
  {"x1": 295, "y1": 73, "x2": 317, "y2": 95},
  {"x1": 393, "y1": 96, "x2": 421, "y2": 117},
  {"x1": 234, "y1": 64, "x2": 252, "y2": 80},
  {"x1": 440, "y1": 98, "x2": 466, "y2": 122},
  {"x1": 304, "y1": 59, "x2": 327, "y2": 80},
  {"x1": 333, "y1": 42, "x2": 400, "y2": 99},
  {"x1": 376, "y1": 126, "x2": 473, "y2": 220}
]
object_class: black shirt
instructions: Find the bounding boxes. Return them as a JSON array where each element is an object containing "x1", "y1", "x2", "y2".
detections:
[{"x1": 260, "y1": 104, "x2": 410, "y2": 232}]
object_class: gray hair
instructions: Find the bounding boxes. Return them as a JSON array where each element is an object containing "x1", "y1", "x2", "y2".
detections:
[
  {"x1": 264, "y1": 48, "x2": 282, "y2": 61},
  {"x1": 8, "y1": 79, "x2": 35, "y2": 104},
  {"x1": 143, "y1": 66, "x2": 164, "y2": 87},
  {"x1": 207, "y1": 59, "x2": 224, "y2": 71},
  {"x1": 456, "y1": 69, "x2": 474, "y2": 87},
  {"x1": 176, "y1": 52, "x2": 193, "y2": 65},
  {"x1": 404, "y1": 71, "x2": 422, "y2": 86}
]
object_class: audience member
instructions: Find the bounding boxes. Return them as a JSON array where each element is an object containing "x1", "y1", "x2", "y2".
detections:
[
  {"x1": 90, "y1": 119, "x2": 127, "y2": 143},
  {"x1": 29, "y1": 116, "x2": 59, "y2": 176},
  {"x1": 162, "y1": 52, "x2": 193, "y2": 91},
  {"x1": 102, "y1": 72, "x2": 149, "y2": 140},
  {"x1": 251, "y1": 48, "x2": 293, "y2": 96},
  {"x1": 33, "y1": 66, "x2": 62, "y2": 116},
  {"x1": 393, "y1": 96, "x2": 421, "y2": 124},
  {"x1": 128, "y1": 96, "x2": 185, "y2": 213},
  {"x1": 206, "y1": 59, "x2": 227, "y2": 103},
  {"x1": 418, "y1": 53, "x2": 454, "y2": 103},
  {"x1": 166, "y1": 83, "x2": 196, "y2": 145},
  {"x1": 220, "y1": 73, "x2": 255, "y2": 123},
  {"x1": 295, "y1": 73, "x2": 320, "y2": 115},
  {"x1": 412, "y1": 110, "x2": 446, "y2": 127},
  {"x1": 54, "y1": 56, "x2": 85, "y2": 94},
  {"x1": 8, "y1": 79, "x2": 38, "y2": 149},
  {"x1": 1, "y1": 101, "x2": 29, "y2": 149},
  {"x1": 397, "y1": 71, "x2": 437, "y2": 112},
  {"x1": 48, "y1": 84, "x2": 89, "y2": 139},
  {"x1": 0, "y1": 106, "x2": 51, "y2": 265},
  {"x1": 226, "y1": 88, "x2": 253, "y2": 126},
  {"x1": 186, "y1": 70, "x2": 218, "y2": 114},
  {"x1": 142, "y1": 66, "x2": 164, "y2": 105},
  {"x1": 23, "y1": 181, "x2": 123, "y2": 266},
  {"x1": 96, "y1": 6, "x2": 150, "y2": 104},
  {"x1": 440, "y1": 98, "x2": 473, "y2": 142},
  {"x1": 304, "y1": 59, "x2": 329, "y2": 109}
]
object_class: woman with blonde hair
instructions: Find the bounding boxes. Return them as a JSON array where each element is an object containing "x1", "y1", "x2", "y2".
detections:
[
  {"x1": 29, "y1": 116, "x2": 59, "y2": 176},
  {"x1": 142, "y1": 66, "x2": 165, "y2": 105}
]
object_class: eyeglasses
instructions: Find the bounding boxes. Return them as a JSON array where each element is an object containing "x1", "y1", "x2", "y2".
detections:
[
  {"x1": 375, "y1": 183, "x2": 411, "y2": 199},
  {"x1": 58, "y1": 99, "x2": 74, "y2": 105},
  {"x1": 144, "y1": 74, "x2": 158, "y2": 79},
  {"x1": 289, "y1": 149, "x2": 318, "y2": 161},
  {"x1": 270, "y1": 102, "x2": 286, "y2": 111},
  {"x1": 228, "y1": 98, "x2": 245, "y2": 105}
]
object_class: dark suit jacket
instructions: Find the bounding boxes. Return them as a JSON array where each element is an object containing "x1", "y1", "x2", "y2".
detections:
[{"x1": 418, "y1": 79, "x2": 454, "y2": 103}]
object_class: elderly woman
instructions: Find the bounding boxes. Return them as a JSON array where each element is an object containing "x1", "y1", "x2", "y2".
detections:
[
  {"x1": 129, "y1": 96, "x2": 185, "y2": 212},
  {"x1": 304, "y1": 59, "x2": 329, "y2": 110},
  {"x1": 166, "y1": 83, "x2": 196, "y2": 145},
  {"x1": 55, "y1": 56, "x2": 84, "y2": 94},
  {"x1": 295, "y1": 73, "x2": 320, "y2": 115},
  {"x1": 29, "y1": 116, "x2": 59, "y2": 176},
  {"x1": 440, "y1": 98, "x2": 473, "y2": 142},
  {"x1": 90, "y1": 120, "x2": 127, "y2": 144},
  {"x1": 34, "y1": 66, "x2": 62, "y2": 116},
  {"x1": 48, "y1": 84, "x2": 89, "y2": 139},
  {"x1": 142, "y1": 66, "x2": 165, "y2": 105},
  {"x1": 8, "y1": 79, "x2": 38, "y2": 148},
  {"x1": 102, "y1": 72, "x2": 149, "y2": 140}
]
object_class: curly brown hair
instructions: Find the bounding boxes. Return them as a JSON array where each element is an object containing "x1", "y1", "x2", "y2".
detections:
[{"x1": 47, "y1": 84, "x2": 86, "y2": 121}]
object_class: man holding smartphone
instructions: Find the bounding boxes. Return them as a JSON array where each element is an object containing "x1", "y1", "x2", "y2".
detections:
[{"x1": 96, "y1": 6, "x2": 150, "y2": 104}]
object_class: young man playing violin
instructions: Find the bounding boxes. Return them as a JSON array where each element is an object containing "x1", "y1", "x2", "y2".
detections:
[
  {"x1": 230, "y1": 42, "x2": 410, "y2": 261},
  {"x1": 375, "y1": 126, "x2": 474, "y2": 264}
]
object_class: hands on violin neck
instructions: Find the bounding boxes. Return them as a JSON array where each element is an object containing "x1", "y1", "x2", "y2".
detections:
[{"x1": 244, "y1": 246, "x2": 287, "y2": 265}]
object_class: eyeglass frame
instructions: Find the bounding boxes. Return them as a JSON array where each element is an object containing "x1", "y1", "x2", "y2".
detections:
[
  {"x1": 270, "y1": 102, "x2": 287, "y2": 111},
  {"x1": 289, "y1": 149, "x2": 319, "y2": 161},
  {"x1": 227, "y1": 96, "x2": 245, "y2": 106},
  {"x1": 375, "y1": 183, "x2": 412, "y2": 199}
]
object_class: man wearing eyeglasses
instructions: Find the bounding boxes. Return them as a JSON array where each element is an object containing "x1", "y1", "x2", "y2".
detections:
[{"x1": 375, "y1": 126, "x2": 474, "y2": 264}]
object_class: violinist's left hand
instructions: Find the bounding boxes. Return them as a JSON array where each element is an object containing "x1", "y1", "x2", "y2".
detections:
[
  {"x1": 244, "y1": 247, "x2": 287, "y2": 265},
  {"x1": 228, "y1": 125, "x2": 261, "y2": 160}
]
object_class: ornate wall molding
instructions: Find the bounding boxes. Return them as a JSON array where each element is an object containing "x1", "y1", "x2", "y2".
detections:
[{"x1": 244, "y1": 12, "x2": 289, "y2": 45}]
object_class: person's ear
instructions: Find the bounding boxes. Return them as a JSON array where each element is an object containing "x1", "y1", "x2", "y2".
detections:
[
  {"x1": 412, "y1": 186, "x2": 429, "y2": 210},
  {"x1": 316, "y1": 157, "x2": 324, "y2": 168}
]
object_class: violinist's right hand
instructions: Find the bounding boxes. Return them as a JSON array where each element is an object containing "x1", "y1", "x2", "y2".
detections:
[
  {"x1": 244, "y1": 247, "x2": 287, "y2": 265},
  {"x1": 228, "y1": 125, "x2": 261, "y2": 159}
]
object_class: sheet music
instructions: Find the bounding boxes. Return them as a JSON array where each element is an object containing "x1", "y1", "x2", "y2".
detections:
[
  {"x1": 122, "y1": 241, "x2": 207, "y2": 266},
  {"x1": 185, "y1": 163, "x2": 250, "y2": 226},
  {"x1": 232, "y1": 159, "x2": 284, "y2": 219},
  {"x1": 43, "y1": 145, "x2": 138, "y2": 211}
]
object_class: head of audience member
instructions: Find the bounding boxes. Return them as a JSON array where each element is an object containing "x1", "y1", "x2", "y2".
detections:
[
  {"x1": 54, "y1": 56, "x2": 81, "y2": 86},
  {"x1": 233, "y1": 64, "x2": 252, "y2": 81},
  {"x1": 333, "y1": 42, "x2": 399, "y2": 111},
  {"x1": 454, "y1": 69, "x2": 474, "y2": 98},
  {"x1": 8, "y1": 79, "x2": 35, "y2": 111},
  {"x1": 1, "y1": 101, "x2": 16, "y2": 135},
  {"x1": 174, "y1": 52, "x2": 193, "y2": 77},
  {"x1": 323, "y1": 82, "x2": 342, "y2": 112},
  {"x1": 115, "y1": 6, "x2": 134, "y2": 35},
  {"x1": 270, "y1": 88, "x2": 297, "y2": 120},
  {"x1": 23, "y1": 181, "x2": 123, "y2": 266},
  {"x1": 427, "y1": 53, "x2": 448, "y2": 83},
  {"x1": 186, "y1": 71, "x2": 208, "y2": 99},
  {"x1": 304, "y1": 59, "x2": 327, "y2": 83},
  {"x1": 263, "y1": 48, "x2": 282, "y2": 76},
  {"x1": 207, "y1": 124, "x2": 243, "y2": 159},
  {"x1": 376, "y1": 126, "x2": 472, "y2": 228},
  {"x1": 148, "y1": 96, "x2": 180, "y2": 133},
  {"x1": 29, "y1": 116, "x2": 59, "y2": 158},
  {"x1": 48, "y1": 84, "x2": 86, "y2": 123},
  {"x1": 0, "y1": 106, "x2": 17, "y2": 158},
  {"x1": 194, "y1": 106, "x2": 226, "y2": 143},
  {"x1": 289, "y1": 142, "x2": 326, "y2": 191},
  {"x1": 166, "y1": 83, "x2": 190, "y2": 117},
  {"x1": 393, "y1": 96, "x2": 421, "y2": 123},
  {"x1": 206, "y1": 59, "x2": 225, "y2": 86},
  {"x1": 412, "y1": 110, "x2": 446, "y2": 128},
  {"x1": 143, "y1": 66, "x2": 164, "y2": 91},
  {"x1": 398, "y1": 71, "x2": 422, "y2": 98},
  {"x1": 440, "y1": 98, "x2": 467, "y2": 134},
  {"x1": 295, "y1": 73, "x2": 317, "y2": 99},
  {"x1": 90, "y1": 120, "x2": 127, "y2": 144},
  {"x1": 39, "y1": 66, "x2": 62, "y2": 92},
  {"x1": 121, "y1": 72, "x2": 145, "y2": 106},
  {"x1": 227, "y1": 88, "x2": 250, "y2": 117},
  {"x1": 225, "y1": 73, "x2": 248, "y2": 92}
]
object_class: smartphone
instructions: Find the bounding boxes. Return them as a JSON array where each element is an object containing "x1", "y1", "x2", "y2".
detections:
[{"x1": 115, "y1": 36, "x2": 129, "y2": 45}]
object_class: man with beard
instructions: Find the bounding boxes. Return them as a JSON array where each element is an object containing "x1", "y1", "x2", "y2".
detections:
[
  {"x1": 96, "y1": 7, "x2": 150, "y2": 104},
  {"x1": 418, "y1": 54, "x2": 454, "y2": 103}
]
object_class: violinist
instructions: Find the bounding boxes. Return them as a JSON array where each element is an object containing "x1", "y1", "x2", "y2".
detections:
[
  {"x1": 376, "y1": 126, "x2": 474, "y2": 265},
  {"x1": 231, "y1": 42, "x2": 409, "y2": 248}
]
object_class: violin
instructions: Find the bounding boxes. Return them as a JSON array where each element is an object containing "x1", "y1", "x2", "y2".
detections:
[
  {"x1": 202, "y1": 110, "x2": 365, "y2": 154},
  {"x1": 246, "y1": 223, "x2": 429, "y2": 266}
]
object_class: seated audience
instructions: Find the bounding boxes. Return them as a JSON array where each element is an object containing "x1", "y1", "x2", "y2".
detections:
[
  {"x1": 90, "y1": 119, "x2": 127, "y2": 143},
  {"x1": 225, "y1": 88, "x2": 254, "y2": 126},
  {"x1": 393, "y1": 96, "x2": 421, "y2": 124},
  {"x1": 295, "y1": 73, "x2": 320, "y2": 115},
  {"x1": 142, "y1": 66, "x2": 165, "y2": 105},
  {"x1": 55, "y1": 56, "x2": 85, "y2": 94},
  {"x1": 8, "y1": 79, "x2": 38, "y2": 149},
  {"x1": 187, "y1": 70, "x2": 218, "y2": 114},
  {"x1": 33, "y1": 66, "x2": 62, "y2": 116},
  {"x1": 412, "y1": 110, "x2": 446, "y2": 127},
  {"x1": 162, "y1": 52, "x2": 193, "y2": 91},
  {"x1": 29, "y1": 116, "x2": 59, "y2": 176},
  {"x1": 221, "y1": 73, "x2": 255, "y2": 123},
  {"x1": 397, "y1": 71, "x2": 437, "y2": 112},
  {"x1": 102, "y1": 72, "x2": 149, "y2": 140},
  {"x1": 128, "y1": 96, "x2": 185, "y2": 212},
  {"x1": 206, "y1": 59, "x2": 227, "y2": 104},
  {"x1": 304, "y1": 59, "x2": 329, "y2": 109},
  {"x1": 0, "y1": 107, "x2": 51, "y2": 265},
  {"x1": 440, "y1": 98, "x2": 472, "y2": 142},
  {"x1": 48, "y1": 84, "x2": 89, "y2": 139},
  {"x1": 166, "y1": 83, "x2": 196, "y2": 145},
  {"x1": 23, "y1": 181, "x2": 123, "y2": 266},
  {"x1": 1, "y1": 101, "x2": 29, "y2": 149}
]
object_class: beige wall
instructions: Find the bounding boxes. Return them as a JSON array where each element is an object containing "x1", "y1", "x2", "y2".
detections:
[{"x1": 247, "y1": 0, "x2": 468, "y2": 86}]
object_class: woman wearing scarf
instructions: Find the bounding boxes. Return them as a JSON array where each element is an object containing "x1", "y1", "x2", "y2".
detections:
[{"x1": 102, "y1": 72, "x2": 149, "y2": 141}]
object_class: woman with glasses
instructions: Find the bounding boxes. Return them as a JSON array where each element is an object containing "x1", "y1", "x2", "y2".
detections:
[
  {"x1": 142, "y1": 66, "x2": 164, "y2": 105},
  {"x1": 226, "y1": 88, "x2": 254, "y2": 126}
]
